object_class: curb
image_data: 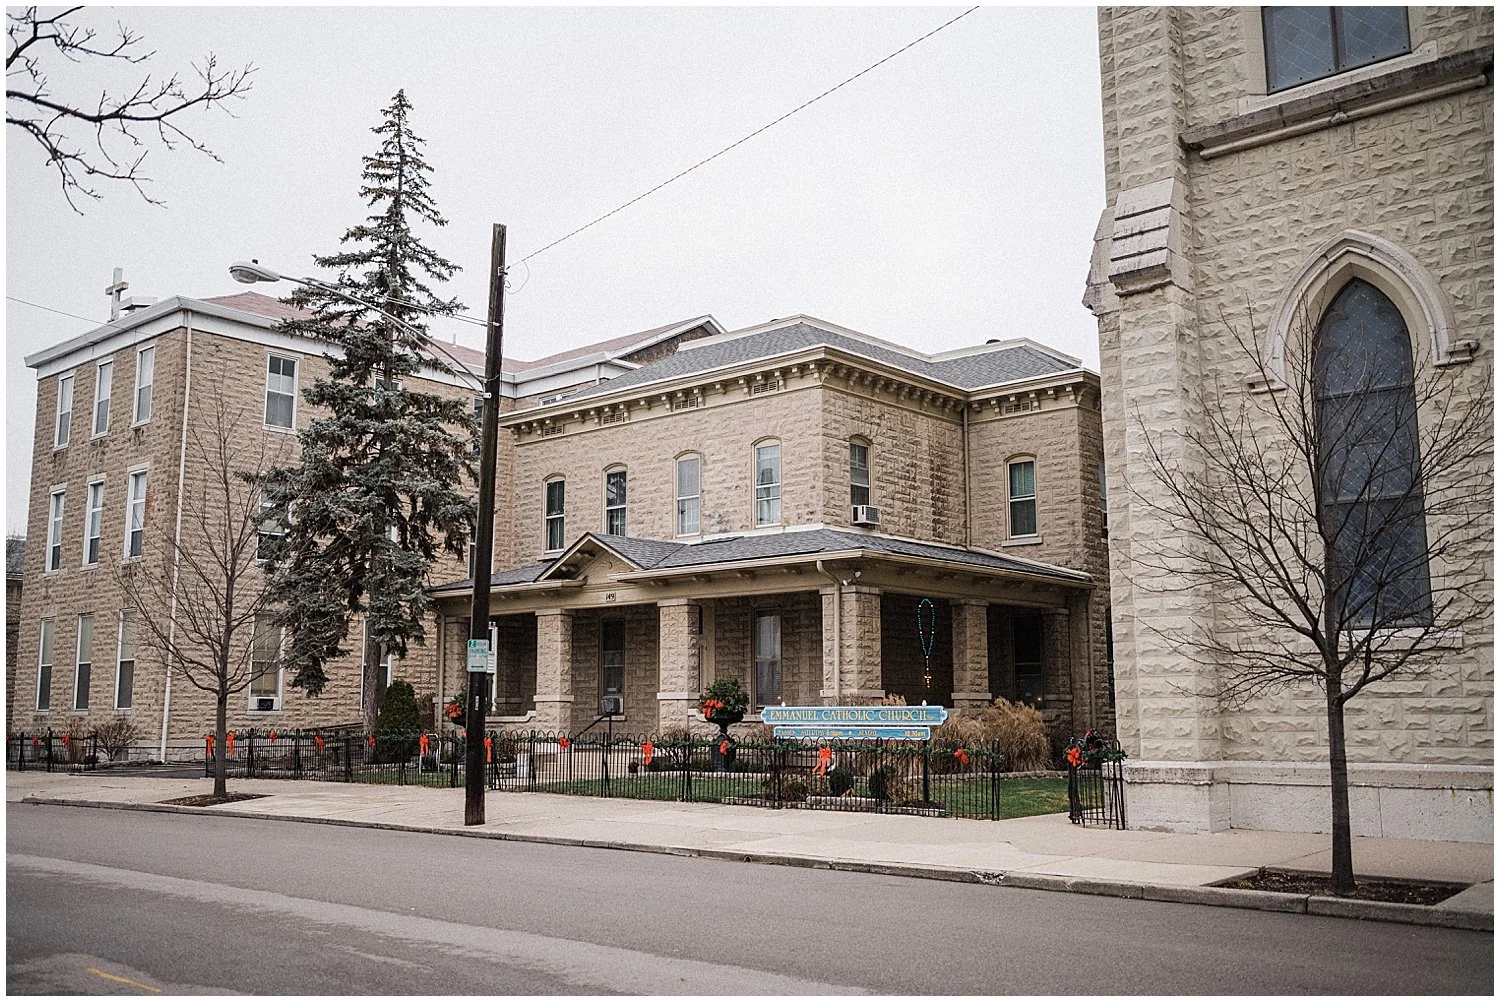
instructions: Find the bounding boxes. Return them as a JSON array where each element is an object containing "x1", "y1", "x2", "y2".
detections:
[{"x1": 19, "y1": 795, "x2": 1492, "y2": 933}]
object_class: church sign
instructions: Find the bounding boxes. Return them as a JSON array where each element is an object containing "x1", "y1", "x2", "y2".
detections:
[{"x1": 761, "y1": 704, "x2": 947, "y2": 741}]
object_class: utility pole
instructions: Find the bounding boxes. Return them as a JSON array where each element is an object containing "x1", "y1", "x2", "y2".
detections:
[{"x1": 465, "y1": 223, "x2": 506, "y2": 825}]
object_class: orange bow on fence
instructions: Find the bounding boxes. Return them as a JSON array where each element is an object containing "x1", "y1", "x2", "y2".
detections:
[
  {"x1": 559, "y1": 737, "x2": 571, "y2": 750},
  {"x1": 204, "y1": 735, "x2": 214, "y2": 755},
  {"x1": 268, "y1": 730, "x2": 278, "y2": 744},
  {"x1": 954, "y1": 748, "x2": 970, "y2": 767},
  {"x1": 226, "y1": 733, "x2": 236, "y2": 756},
  {"x1": 815, "y1": 746, "x2": 832, "y2": 775},
  {"x1": 62, "y1": 733, "x2": 70, "y2": 748},
  {"x1": 368, "y1": 735, "x2": 377, "y2": 749},
  {"x1": 484, "y1": 737, "x2": 493, "y2": 763},
  {"x1": 719, "y1": 740, "x2": 730, "y2": 757},
  {"x1": 418, "y1": 733, "x2": 430, "y2": 756},
  {"x1": 1065, "y1": 746, "x2": 1083, "y2": 768},
  {"x1": 642, "y1": 741, "x2": 654, "y2": 766},
  {"x1": 314, "y1": 735, "x2": 325, "y2": 753}
]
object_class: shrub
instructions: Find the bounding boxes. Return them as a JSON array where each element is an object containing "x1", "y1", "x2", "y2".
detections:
[
  {"x1": 94, "y1": 716, "x2": 141, "y2": 762},
  {"x1": 738, "y1": 723, "x2": 774, "y2": 745},
  {"x1": 372, "y1": 679, "x2": 420, "y2": 763},
  {"x1": 867, "y1": 763, "x2": 909, "y2": 803},
  {"x1": 762, "y1": 772, "x2": 809, "y2": 802},
  {"x1": 827, "y1": 766, "x2": 855, "y2": 796},
  {"x1": 699, "y1": 677, "x2": 750, "y2": 719},
  {"x1": 881, "y1": 693, "x2": 908, "y2": 706},
  {"x1": 977, "y1": 698, "x2": 1051, "y2": 772}
]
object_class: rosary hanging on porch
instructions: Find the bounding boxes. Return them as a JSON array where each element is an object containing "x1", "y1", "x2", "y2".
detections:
[{"x1": 916, "y1": 597, "x2": 937, "y2": 696}]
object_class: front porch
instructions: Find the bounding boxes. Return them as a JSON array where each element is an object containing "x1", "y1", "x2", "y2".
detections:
[{"x1": 429, "y1": 530, "x2": 1109, "y2": 737}]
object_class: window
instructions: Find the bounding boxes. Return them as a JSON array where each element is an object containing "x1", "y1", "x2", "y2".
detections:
[
  {"x1": 74, "y1": 614, "x2": 93, "y2": 711},
  {"x1": 754, "y1": 612, "x2": 782, "y2": 706},
  {"x1": 1012, "y1": 616, "x2": 1044, "y2": 707},
  {"x1": 604, "y1": 469, "x2": 628, "y2": 536},
  {"x1": 124, "y1": 470, "x2": 147, "y2": 558},
  {"x1": 93, "y1": 360, "x2": 113, "y2": 436},
  {"x1": 1262, "y1": 7, "x2": 1410, "y2": 93},
  {"x1": 133, "y1": 344, "x2": 155, "y2": 424},
  {"x1": 676, "y1": 456, "x2": 701, "y2": 536},
  {"x1": 755, "y1": 443, "x2": 782, "y2": 526},
  {"x1": 378, "y1": 647, "x2": 395, "y2": 694},
  {"x1": 55, "y1": 373, "x2": 74, "y2": 447},
  {"x1": 46, "y1": 488, "x2": 65, "y2": 571},
  {"x1": 37, "y1": 619, "x2": 54, "y2": 710},
  {"x1": 601, "y1": 620, "x2": 625, "y2": 699},
  {"x1": 1009, "y1": 460, "x2": 1037, "y2": 537},
  {"x1": 850, "y1": 441, "x2": 871, "y2": 508},
  {"x1": 256, "y1": 489, "x2": 282, "y2": 561},
  {"x1": 250, "y1": 616, "x2": 283, "y2": 707},
  {"x1": 1314, "y1": 278, "x2": 1431, "y2": 627},
  {"x1": 265, "y1": 354, "x2": 298, "y2": 428},
  {"x1": 115, "y1": 612, "x2": 136, "y2": 709},
  {"x1": 84, "y1": 479, "x2": 104, "y2": 566},
  {"x1": 545, "y1": 479, "x2": 566, "y2": 551}
]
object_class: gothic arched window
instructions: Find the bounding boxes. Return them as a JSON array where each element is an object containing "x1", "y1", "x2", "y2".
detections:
[{"x1": 1313, "y1": 279, "x2": 1432, "y2": 627}]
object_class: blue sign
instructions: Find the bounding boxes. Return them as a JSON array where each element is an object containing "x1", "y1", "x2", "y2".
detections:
[
  {"x1": 760, "y1": 705, "x2": 948, "y2": 727},
  {"x1": 773, "y1": 725, "x2": 931, "y2": 741}
]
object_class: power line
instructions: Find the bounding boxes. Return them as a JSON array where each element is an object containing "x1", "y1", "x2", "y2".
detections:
[
  {"x1": 7, "y1": 295, "x2": 101, "y2": 326},
  {"x1": 515, "y1": 6, "x2": 982, "y2": 267}
]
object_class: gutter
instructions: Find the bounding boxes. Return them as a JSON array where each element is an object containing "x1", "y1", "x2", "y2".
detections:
[{"x1": 159, "y1": 313, "x2": 193, "y2": 757}]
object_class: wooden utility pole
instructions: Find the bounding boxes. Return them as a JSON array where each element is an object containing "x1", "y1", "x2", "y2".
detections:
[{"x1": 465, "y1": 223, "x2": 507, "y2": 825}]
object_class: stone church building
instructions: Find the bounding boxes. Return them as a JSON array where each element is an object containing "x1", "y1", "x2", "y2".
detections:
[{"x1": 1087, "y1": 7, "x2": 1492, "y2": 841}]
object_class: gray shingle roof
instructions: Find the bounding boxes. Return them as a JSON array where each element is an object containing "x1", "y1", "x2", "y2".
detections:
[
  {"x1": 556, "y1": 322, "x2": 1079, "y2": 403},
  {"x1": 6, "y1": 537, "x2": 24, "y2": 577},
  {"x1": 592, "y1": 534, "x2": 686, "y2": 568}
]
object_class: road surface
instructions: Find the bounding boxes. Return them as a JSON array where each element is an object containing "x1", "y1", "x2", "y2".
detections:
[{"x1": 6, "y1": 802, "x2": 1492, "y2": 994}]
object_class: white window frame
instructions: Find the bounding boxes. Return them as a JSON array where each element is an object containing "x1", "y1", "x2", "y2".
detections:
[
  {"x1": 54, "y1": 371, "x2": 75, "y2": 448},
  {"x1": 46, "y1": 487, "x2": 65, "y2": 572},
  {"x1": 754, "y1": 442, "x2": 782, "y2": 527},
  {"x1": 256, "y1": 489, "x2": 283, "y2": 562},
  {"x1": 600, "y1": 619, "x2": 625, "y2": 699},
  {"x1": 604, "y1": 467, "x2": 628, "y2": 537},
  {"x1": 36, "y1": 618, "x2": 55, "y2": 711},
  {"x1": 264, "y1": 351, "x2": 299, "y2": 430},
  {"x1": 123, "y1": 468, "x2": 148, "y2": 560},
  {"x1": 74, "y1": 613, "x2": 94, "y2": 712},
  {"x1": 544, "y1": 478, "x2": 566, "y2": 553},
  {"x1": 115, "y1": 611, "x2": 137, "y2": 711},
  {"x1": 132, "y1": 344, "x2": 155, "y2": 426},
  {"x1": 83, "y1": 477, "x2": 105, "y2": 567},
  {"x1": 676, "y1": 454, "x2": 701, "y2": 537},
  {"x1": 93, "y1": 358, "x2": 113, "y2": 437},
  {"x1": 753, "y1": 611, "x2": 783, "y2": 708},
  {"x1": 1008, "y1": 458, "x2": 1038, "y2": 539},
  {"x1": 850, "y1": 440, "x2": 871, "y2": 509},
  {"x1": 249, "y1": 615, "x2": 285, "y2": 711}
]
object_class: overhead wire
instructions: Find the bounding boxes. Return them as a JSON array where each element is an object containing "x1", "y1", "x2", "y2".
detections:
[{"x1": 7, "y1": 295, "x2": 105, "y2": 326}]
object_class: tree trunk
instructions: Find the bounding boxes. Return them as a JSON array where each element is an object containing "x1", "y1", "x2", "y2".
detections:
[
  {"x1": 1326, "y1": 693, "x2": 1355, "y2": 895},
  {"x1": 214, "y1": 687, "x2": 228, "y2": 799},
  {"x1": 362, "y1": 632, "x2": 382, "y2": 733}
]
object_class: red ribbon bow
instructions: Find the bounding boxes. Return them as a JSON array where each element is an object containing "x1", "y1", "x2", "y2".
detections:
[
  {"x1": 268, "y1": 730, "x2": 278, "y2": 744},
  {"x1": 226, "y1": 733, "x2": 236, "y2": 755},
  {"x1": 955, "y1": 748, "x2": 970, "y2": 767},
  {"x1": 419, "y1": 733, "x2": 430, "y2": 755},
  {"x1": 559, "y1": 737, "x2": 571, "y2": 750},
  {"x1": 32, "y1": 736, "x2": 40, "y2": 747},
  {"x1": 484, "y1": 736, "x2": 493, "y2": 763},
  {"x1": 62, "y1": 734, "x2": 70, "y2": 748},
  {"x1": 204, "y1": 735, "x2": 214, "y2": 755},
  {"x1": 815, "y1": 746, "x2": 831, "y2": 775},
  {"x1": 368, "y1": 735, "x2": 376, "y2": 748},
  {"x1": 1066, "y1": 746, "x2": 1083, "y2": 768},
  {"x1": 314, "y1": 735, "x2": 326, "y2": 752},
  {"x1": 641, "y1": 741, "x2": 654, "y2": 766},
  {"x1": 719, "y1": 739, "x2": 730, "y2": 756}
]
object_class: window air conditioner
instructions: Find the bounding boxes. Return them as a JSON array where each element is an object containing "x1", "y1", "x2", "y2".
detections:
[
  {"x1": 851, "y1": 505, "x2": 882, "y2": 526},
  {"x1": 256, "y1": 697, "x2": 276, "y2": 712},
  {"x1": 599, "y1": 696, "x2": 623, "y2": 716}
]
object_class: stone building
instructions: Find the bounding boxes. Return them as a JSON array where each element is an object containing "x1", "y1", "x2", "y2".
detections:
[
  {"x1": 429, "y1": 315, "x2": 1113, "y2": 739},
  {"x1": 6, "y1": 537, "x2": 24, "y2": 717},
  {"x1": 1086, "y1": 7, "x2": 1493, "y2": 840},
  {"x1": 12, "y1": 289, "x2": 720, "y2": 754}
]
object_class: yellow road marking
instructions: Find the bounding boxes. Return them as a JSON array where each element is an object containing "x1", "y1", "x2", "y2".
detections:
[{"x1": 85, "y1": 967, "x2": 163, "y2": 993}]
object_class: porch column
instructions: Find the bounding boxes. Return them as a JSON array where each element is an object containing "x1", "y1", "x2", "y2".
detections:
[
  {"x1": 843, "y1": 585, "x2": 884, "y2": 703},
  {"x1": 951, "y1": 598, "x2": 992, "y2": 710},
  {"x1": 656, "y1": 599, "x2": 702, "y2": 731},
  {"x1": 534, "y1": 608, "x2": 574, "y2": 731}
]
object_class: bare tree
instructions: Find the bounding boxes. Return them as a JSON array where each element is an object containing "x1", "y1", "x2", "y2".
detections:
[
  {"x1": 7, "y1": 6, "x2": 253, "y2": 211},
  {"x1": 1131, "y1": 293, "x2": 1492, "y2": 895},
  {"x1": 119, "y1": 392, "x2": 290, "y2": 798}
]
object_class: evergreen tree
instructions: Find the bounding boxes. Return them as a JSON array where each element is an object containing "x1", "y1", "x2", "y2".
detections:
[{"x1": 262, "y1": 90, "x2": 476, "y2": 728}]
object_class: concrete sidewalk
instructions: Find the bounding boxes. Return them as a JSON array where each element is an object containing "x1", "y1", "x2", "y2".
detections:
[{"x1": 7, "y1": 770, "x2": 1492, "y2": 929}]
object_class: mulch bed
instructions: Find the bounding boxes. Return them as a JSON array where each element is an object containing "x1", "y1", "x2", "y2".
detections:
[
  {"x1": 1225, "y1": 868, "x2": 1468, "y2": 905},
  {"x1": 159, "y1": 793, "x2": 268, "y2": 808}
]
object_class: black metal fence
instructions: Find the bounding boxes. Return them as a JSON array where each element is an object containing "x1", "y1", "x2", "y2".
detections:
[
  {"x1": 489, "y1": 730, "x2": 1011, "y2": 820},
  {"x1": 201, "y1": 729, "x2": 500, "y2": 790},
  {"x1": 1067, "y1": 736, "x2": 1127, "y2": 829},
  {"x1": 6, "y1": 730, "x2": 101, "y2": 772}
]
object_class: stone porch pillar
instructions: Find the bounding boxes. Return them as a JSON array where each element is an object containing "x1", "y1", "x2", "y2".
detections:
[
  {"x1": 534, "y1": 608, "x2": 574, "y2": 731},
  {"x1": 656, "y1": 599, "x2": 702, "y2": 731},
  {"x1": 950, "y1": 598, "x2": 992, "y2": 710},
  {"x1": 820, "y1": 585, "x2": 883, "y2": 704}
]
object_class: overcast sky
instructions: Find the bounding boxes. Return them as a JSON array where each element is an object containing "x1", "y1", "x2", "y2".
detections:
[{"x1": 5, "y1": 4, "x2": 1104, "y2": 535}]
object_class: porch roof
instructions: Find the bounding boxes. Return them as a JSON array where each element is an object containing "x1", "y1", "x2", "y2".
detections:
[{"x1": 429, "y1": 528, "x2": 1091, "y2": 597}]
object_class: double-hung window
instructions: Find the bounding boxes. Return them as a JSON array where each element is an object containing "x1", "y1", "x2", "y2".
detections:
[
  {"x1": 604, "y1": 469, "x2": 628, "y2": 536},
  {"x1": 250, "y1": 615, "x2": 283, "y2": 708},
  {"x1": 55, "y1": 374, "x2": 74, "y2": 448},
  {"x1": 601, "y1": 620, "x2": 625, "y2": 700},
  {"x1": 93, "y1": 360, "x2": 113, "y2": 436},
  {"x1": 755, "y1": 443, "x2": 782, "y2": 526},
  {"x1": 256, "y1": 489, "x2": 283, "y2": 561},
  {"x1": 133, "y1": 345, "x2": 155, "y2": 424},
  {"x1": 1262, "y1": 7, "x2": 1410, "y2": 93},
  {"x1": 265, "y1": 354, "x2": 298, "y2": 429},
  {"x1": 676, "y1": 456, "x2": 701, "y2": 536},
  {"x1": 124, "y1": 470, "x2": 147, "y2": 559},
  {"x1": 37, "y1": 619, "x2": 55, "y2": 710},
  {"x1": 1013, "y1": 615, "x2": 1044, "y2": 707},
  {"x1": 115, "y1": 612, "x2": 137, "y2": 710},
  {"x1": 1008, "y1": 460, "x2": 1037, "y2": 537},
  {"x1": 754, "y1": 612, "x2": 782, "y2": 706},
  {"x1": 545, "y1": 479, "x2": 566, "y2": 551},
  {"x1": 74, "y1": 614, "x2": 93, "y2": 711},
  {"x1": 84, "y1": 479, "x2": 104, "y2": 566},
  {"x1": 850, "y1": 441, "x2": 871, "y2": 509},
  {"x1": 47, "y1": 488, "x2": 65, "y2": 571}
]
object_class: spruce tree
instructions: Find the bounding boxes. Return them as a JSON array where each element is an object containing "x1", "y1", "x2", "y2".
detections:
[{"x1": 262, "y1": 90, "x2": 476, "y2": 729}]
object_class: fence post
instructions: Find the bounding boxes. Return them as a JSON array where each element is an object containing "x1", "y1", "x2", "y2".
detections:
[
  {"x1": 922, "y1": 740, "x2": 931, "y2": 805},
  {"x1": 294, "y1": 734, "x2": 303, "y2": 779},
  {"x1": 17, "y1": 732, "x2": 23, "y2": 772},
  {"x1": 450, "y1": 734, "x2": 459, "y2": 788},
  {"x1": 343, "y1": 736, "x2": 353, "y2": 782},
  {"x1": 990, "y1": 741, "x2": 999, "y2": 821},
  {"x1": 46, "y1": 728, "x2": 54, "y2": 773}
]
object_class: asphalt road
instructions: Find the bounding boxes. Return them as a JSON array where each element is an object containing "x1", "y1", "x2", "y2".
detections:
[{"x1": 6, "y1": 802, "x2": 1493, "y2": 995}]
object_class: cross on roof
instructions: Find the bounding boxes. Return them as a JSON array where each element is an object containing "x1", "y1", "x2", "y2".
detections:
[{"x1": 105, "y1": 268, "x2": 129, "y2": 322}]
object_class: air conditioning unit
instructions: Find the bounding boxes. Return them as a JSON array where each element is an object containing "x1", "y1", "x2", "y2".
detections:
[
  {"x1": 599, "y1": 696, "x2": 623, "y2": 716},
  {"x1": 851, "y1": 505, "x2": 882, "y2": 526},
  {"x1": 256, "y1": 697, "x2": 276, "y2": 712}
]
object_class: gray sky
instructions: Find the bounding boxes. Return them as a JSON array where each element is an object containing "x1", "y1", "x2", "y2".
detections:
[{"x1": 6, "y1": 4, "x2": 1104, "y2": 536}]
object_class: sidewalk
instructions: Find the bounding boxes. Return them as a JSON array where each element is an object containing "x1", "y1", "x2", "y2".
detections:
[{"x1": 8, "y1": 770, "x2": 1492, "y2": 929}]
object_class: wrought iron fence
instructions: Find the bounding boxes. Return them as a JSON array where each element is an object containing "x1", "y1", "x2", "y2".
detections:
[
  {"x1": 6, "y1": 730, "x2": 101, "y2": 772},
  {"x1": 202, "y1": 729, "x2": 503, "y2": 790},
  {"x1": 1066, "y1": 735, "x2": 1127, "y2": 829}
]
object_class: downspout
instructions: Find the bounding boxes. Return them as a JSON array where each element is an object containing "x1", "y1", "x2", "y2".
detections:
[
  {"x1": 159, "y1": 314, "x2": 193, "y2": 758},
  {"x1": 962, "y1": 403, "x2": 972, "y2": 548}
]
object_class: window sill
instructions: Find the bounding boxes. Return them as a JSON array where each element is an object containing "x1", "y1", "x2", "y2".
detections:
[
  {"x1": 262, "y1": 424, "x2": 297, "y2": 435},
  {"x1": 246, "y1": 708, "x2": 284, "y2": 715},
  {"x1": 1002, "y1": 536, "x2": 1044, "y2": 548}
]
